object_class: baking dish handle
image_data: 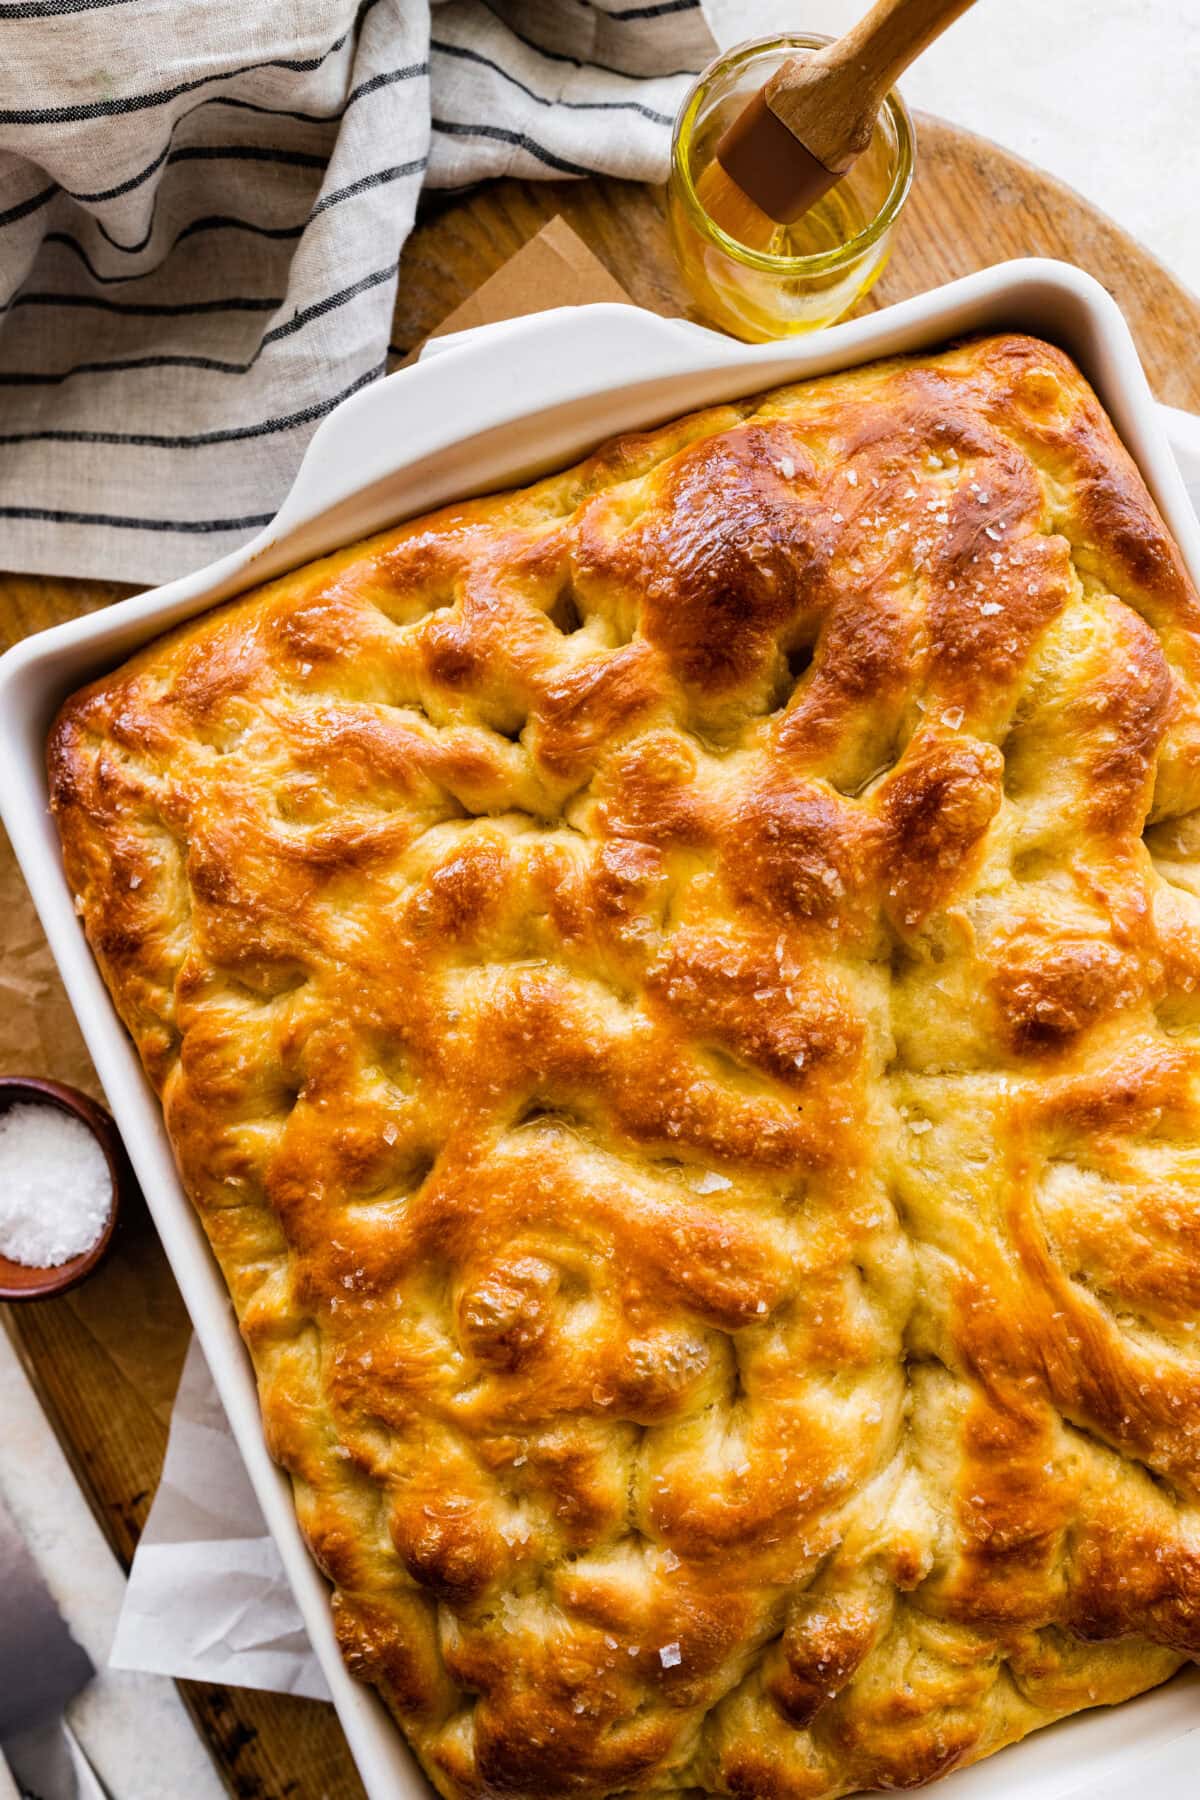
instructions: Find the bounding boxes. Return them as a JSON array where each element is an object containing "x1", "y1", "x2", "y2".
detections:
[
  {"x1": 414, "y1": 310, "x2": 727, "y2": 364},
  {"x1": 249, "y1": 305, "x2": 754, "y2": 574}
]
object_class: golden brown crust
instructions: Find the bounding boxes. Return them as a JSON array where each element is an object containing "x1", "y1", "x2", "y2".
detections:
[{"x1": 50, "y1": 334, "x2": 1200, "y2": 1797}]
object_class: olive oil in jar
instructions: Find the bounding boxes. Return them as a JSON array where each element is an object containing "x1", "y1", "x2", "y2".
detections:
[{"x1": 668, "y1": 34, "x2": 914, "y2": 342}]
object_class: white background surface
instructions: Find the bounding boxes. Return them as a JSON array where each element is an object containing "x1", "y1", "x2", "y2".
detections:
[{"x1": 705, "y1": 0, "x2": 1200, "y2": 295}]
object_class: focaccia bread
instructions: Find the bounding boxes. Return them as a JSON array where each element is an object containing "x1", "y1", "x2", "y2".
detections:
[{"x1": 51, "y1": 334, "x2": 1200, "y2": 1798}]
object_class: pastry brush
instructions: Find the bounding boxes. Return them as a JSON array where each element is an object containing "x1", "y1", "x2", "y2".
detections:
[{"x1": 698, "y1": 0, "x2": 976, "y2": 249}]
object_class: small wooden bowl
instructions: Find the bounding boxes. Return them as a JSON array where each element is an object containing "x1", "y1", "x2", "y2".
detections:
[{"x1": 0, "y1": 1077, "x2": 124, "y2": 1302}]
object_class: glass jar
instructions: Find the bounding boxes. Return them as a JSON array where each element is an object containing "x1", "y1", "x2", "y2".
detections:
[{"x1": 668, "y1": 33, "x2": 915, "y2": 342}]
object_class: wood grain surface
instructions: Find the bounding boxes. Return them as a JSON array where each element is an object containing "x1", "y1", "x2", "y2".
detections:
[{"x1": 2, "y1": 117, "x2": 1199, "y2": 1800}]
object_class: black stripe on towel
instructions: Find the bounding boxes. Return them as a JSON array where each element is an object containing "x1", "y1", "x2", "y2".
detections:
[
  {"x1": 604, "y1": 0, "x2": 700, "y2": 16},
  {"x1": 474, "y1": 0, "x2": 700, "y2": 80},
  {"x1": 309, "y1": 159, "x2": 426, "y2": 218},
  {"x1": 1, "y1": 289, "x2": 283, "y2": 318},
  {"x1": 36, "y1": 150, "x2": 418, "y2": 288},
  {"x1": 429, "y1": 40, "x2": 674, "y2": 124},
  {"x1": 431, "y1": 118, "x2": 593, "y2": 178},
  {"x1": 0, "y1": 261, "x2": 398, "y2": 384},
  {"x1": 0, "y1": 360, "x2": 386, "y2": 449},
  {"x1": 67, "y1": 143, "x2": 331, "y2": 208},
  {"x1": 198, "y1": 61, "x2": 427, "y2": 129},
  {"x1": 0, "y1": 0, "x2": 381, "y2": 124},
  {"x1": 34, "y1": 61, "x2": 428, "y2": 211},
  {"x1": 41, "y1": 215, "x2": 306, "y2": 286},
  {"x1": 0, "y1": 0, "x2": 136, "y2": 16},
  {"x1": 0, "y1": 183, "x2": 58, "y2": 229},
  {"x1": 0, "y1": 505, "x2": 274, "y2": 533}
]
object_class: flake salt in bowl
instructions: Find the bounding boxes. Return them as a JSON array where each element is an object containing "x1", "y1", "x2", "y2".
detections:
[{"x1": 0, "y1": 1077, "x2": 123, "y2": 1300}]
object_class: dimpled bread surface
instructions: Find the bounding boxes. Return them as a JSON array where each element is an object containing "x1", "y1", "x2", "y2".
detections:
[{"x1": 50, "y1": 334, "x2": 1200, "y2": 1798}]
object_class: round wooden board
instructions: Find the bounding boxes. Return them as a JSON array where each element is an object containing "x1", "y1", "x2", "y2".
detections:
[{"x1": 3, "y1": 118, "x2": 1199, "y2": 1800}]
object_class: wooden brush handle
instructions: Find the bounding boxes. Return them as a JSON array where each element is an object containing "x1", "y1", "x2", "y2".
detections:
[{"x1": 766, "y1": 0, "x2": 976, "y2": 172}]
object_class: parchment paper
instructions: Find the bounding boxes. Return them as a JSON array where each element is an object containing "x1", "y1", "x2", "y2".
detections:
[
  {"x1": 0, "y1": 817, "x2": 98, "y2": 1099},
  {"x1": 108, "y1": 1333, "x2": 331, "y2": 1701}
]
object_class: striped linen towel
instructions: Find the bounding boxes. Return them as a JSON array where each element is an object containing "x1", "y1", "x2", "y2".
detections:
[{"x1": 0, "y1": 0, "x2": 717, "y2": 583}]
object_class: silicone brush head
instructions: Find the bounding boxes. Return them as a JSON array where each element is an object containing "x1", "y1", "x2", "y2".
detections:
[{"x1": 696, "y1": 89, "x2": 840, "y2": 250}]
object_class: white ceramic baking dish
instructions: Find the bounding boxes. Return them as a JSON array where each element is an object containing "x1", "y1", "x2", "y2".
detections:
[{"x1": 3, "y1": 259, "x2": 1200, "y2": 1800}]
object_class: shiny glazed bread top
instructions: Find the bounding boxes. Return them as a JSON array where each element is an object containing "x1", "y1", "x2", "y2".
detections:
[{"x1": 50, "y1": 335, "x2": 1200, "y2": 1798}]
